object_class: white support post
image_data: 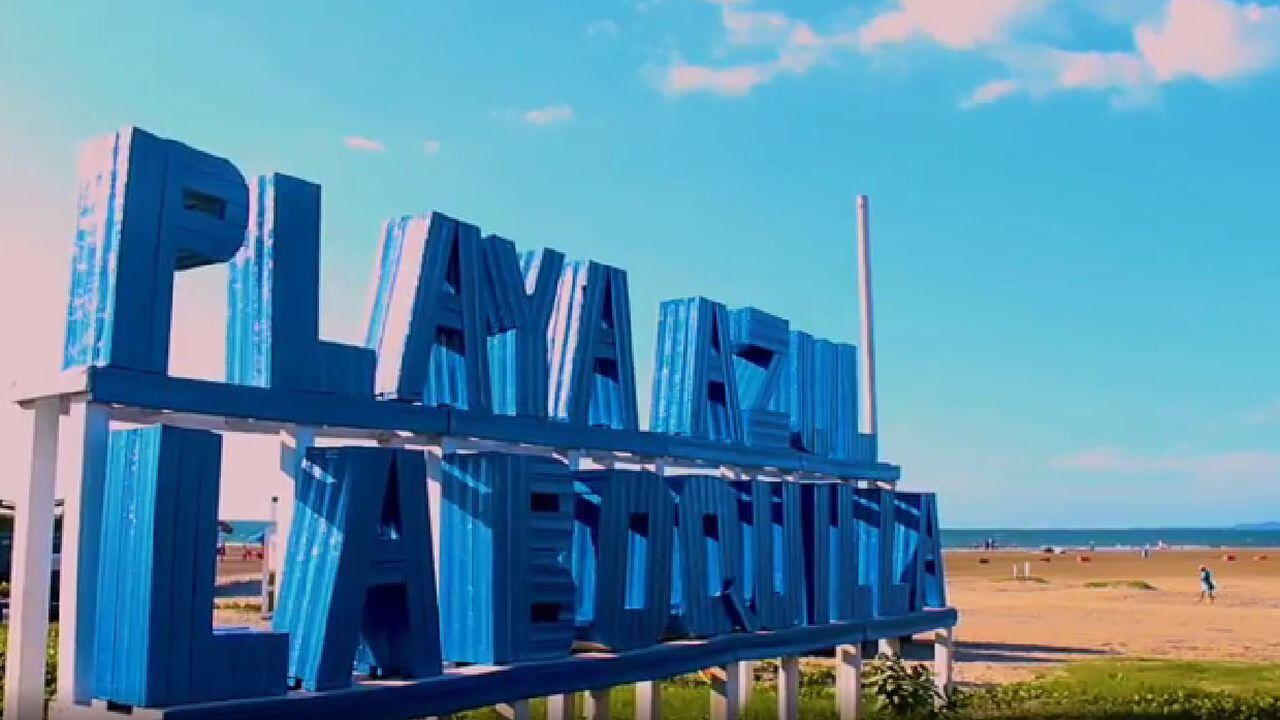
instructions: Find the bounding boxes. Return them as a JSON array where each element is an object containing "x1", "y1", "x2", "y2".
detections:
[
  {"x1": 934, "y1": 628, "x2": 955, "y2": 701},
  {"x1": 585, "y1": 688, "x2": 611, "y2": 720},
  {"x1": 54, "y1": 401, "x2": 110, "y2": 708},
  {"x1": 877, "y1": 637, "x2": 901, "y2": 658},
  {"x1": 777, "y1": 656, "x2": 801, "y2": 720},
  {"x1": 261, "y1": 495, "x2": 278, "y2": 616},
  {"x1": 735, "y1": 661, "x2": 754, "y2": 708},
  {"x1": 856, "y1": 194, "x2": 878, "y2": 439},
  {"x1": 546, "y1": 692, "x2": 578, "y2": 720},
  {"x1": 836, "y1": 644, "x2": 863, "y2": 720},
  {"x1": 709, "y1": 664, "x2": 742, "y2": 720},
  {"x1": 4, "y1": 398, "x2": 61, "y2": 720},
  {"x1": 635, "y1": 681, "x2": 661, "y2": 720},
  {"x1": 425, "y1": 443, "x2": 444, "y2": 590},
  {"x1": 497, "y1": 700, "x2": 531, "y2": 720}
]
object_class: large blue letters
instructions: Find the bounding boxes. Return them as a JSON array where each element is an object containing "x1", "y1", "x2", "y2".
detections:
[{"x1": 95, "y1": 426, "x2": 286, "y2": 705}]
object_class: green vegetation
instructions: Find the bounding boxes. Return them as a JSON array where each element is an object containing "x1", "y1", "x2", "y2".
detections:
[
  {"x1": 0, "y1": 624, "x2": 59, "y2": 709},
  {"x1": 1084, "y1": 580, "x2": 1158, "y2": 591},
  {"x1": 455, "y1": 659, "x2": 1280, "y2": 720},
  {"x1": 3, "y1": 630, "x2": 1277, "y2": 719}
]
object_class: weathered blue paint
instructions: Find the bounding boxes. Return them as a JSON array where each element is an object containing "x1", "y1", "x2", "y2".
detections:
[
  {"x1": 42, "y1": 127, "x2": 955, "y2": 719},
  {"x1": 570, "y1": 470, "x2": 675, "y2": 651},
  {"x1": 437, "y1": 453, "x2": 576, "y2": 664},
  {"x1": 667, "y1": 475, "x2": 749, "y2": 637},
  {"x1": 893, "y1": 492, "x2": 948, "y2": 611},
  {"x1": 365, "y1": 214, "x2": 489, "y2": 410},
  {"x1": 801, "y1": 483, "x2": 873, "y2": 625},
  {"x1": 650, "y1": 297, "x2": 743, "y2": 443},
  {"x1": 734, "y1": 480, "x2": 806, "y2": 630},
  {"x1": 483, "y1": 242, "x2": 564, "y2": 417},
  {"x1": 227, "y1": 174, "x2": 374, "y2": 396},
  {"x1": 727, "y1": 307, "x2": 792, "y2": 449},
  {"x1": 547, "y1": 260, "x2": 639, "y2": 429},
  {"x1": 274, "y1": 447, "x2": 442, "y2": 692},
  {"x1": 95, "y1": 426, "x2": 286, "y2": 706},
  {"x1": 64, "y1": 127, "x2": 249, "y2": 373}
]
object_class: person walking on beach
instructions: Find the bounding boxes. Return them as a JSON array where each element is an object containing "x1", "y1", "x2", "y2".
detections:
[{"x1": 1197, "y1": 565, "x2": 1216, "y2": 604}]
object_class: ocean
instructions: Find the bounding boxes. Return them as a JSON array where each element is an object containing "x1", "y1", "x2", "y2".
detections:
[
  {"x1": 219, "y1": 520, "x2": 1280, "y2": 550},
  {"x1": 943, "y1": 526, "x2": 1280, "y2": 550}
]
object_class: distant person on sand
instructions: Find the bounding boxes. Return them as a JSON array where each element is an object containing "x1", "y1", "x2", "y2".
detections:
[{"x1": 1198, "y1": 565, "x2": 1216, "y2": 604}]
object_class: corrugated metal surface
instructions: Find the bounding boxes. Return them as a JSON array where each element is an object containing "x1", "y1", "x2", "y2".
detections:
[
  {"x1": 571, "y1": 470, "x2": 675, "y2": 651},
  {"x1": 226, "y1": 174, "x2": 374, "y2": 396},
  {"x1": 95, "y1": 425, "x2": 286, "y2": 707},
  {"x1": 728, "y1": 308, "x2": 791, "y2": 449},
  {"x1": 65, "y1": 129, "x2": 129, "y2": 370},
  {"x1": 364, "y1": 213, "x2": 489, "y2": 410},
  {"x1": 770, "y1": 331, "x2": 865, "y2": 460},
  {"x1": 801, "y1": 483, "x2": 872, "y2": 625},
  {"x1": 438, "y1": 453, "x2": 575, "y2": 664},
  {"x1": 852, "y1": 486, "x2": 910, "y2": 618},
  {"x1": 650, "y1": 297, "x2": 743, "y2": 443},
  {"x1": 666, "y1": 475, "x2": 747, "y2": 637},
  {"x1": 63, "y1": 127, "x2": 249, "y2": 374},
  {"x1": 546, "y1": 261, "x2": 639, "y2": 429},
  {"x1": 484, "y1": 244, "x2": 564, "y2": 417},
  {"x1": 733, "y1": 480, "x2": 805, "y2": 630},
  {"x1": 274, "y1": 448, "x2": 441, "y2": 692}
]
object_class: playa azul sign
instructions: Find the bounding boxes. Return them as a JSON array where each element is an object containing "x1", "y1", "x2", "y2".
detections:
[{"x1": 52, "y1": 126, "x2": 951, "y2": 718}]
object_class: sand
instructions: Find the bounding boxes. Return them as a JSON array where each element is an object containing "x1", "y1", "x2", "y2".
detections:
[{"x1": 944, "y1": 548, "x2": 1280, "y2": 684}]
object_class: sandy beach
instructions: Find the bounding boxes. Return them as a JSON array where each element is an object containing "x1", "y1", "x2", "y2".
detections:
[{"x1": 944, "y1": 548, "x2": 1280, "y2": 684}]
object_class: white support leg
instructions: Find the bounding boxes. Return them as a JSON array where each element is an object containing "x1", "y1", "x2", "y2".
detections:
[
  {"x1": 3, "y1": 398, "x2": 61, "y2": 720},
  {"x1": 735, "y1": 661, "x2": 754, "y2": 709},
  {"x1": 546, "y1": 692, "x2": 578, "y2": 719},
  {"x1": 54, "y1": 401, "x2": 110, "y2": 708},
  {"x1": 934, "y1": 627, "x2": 955, "y2": 701},
  {"x1": 635, "y1": 681, "x2": 661, "y2": 720},
  {"x1": 836, "y1": 644, "x2": 863, "y2": 720},
  {"x1": 585, "y1": 688, "x2": 611, "y2": 720},
  {"x1": 777, "y1": 656, "x2": 801, "y2": 720},
  {"x1": 877, "y1": 637, "x2": 901, "y2": 658},
  {"x1": 497, "y1": 700, "x2": 531, "y2": 720},
  {"x1": 709, "y1": 663, "x2": 742, "y2": 720}
]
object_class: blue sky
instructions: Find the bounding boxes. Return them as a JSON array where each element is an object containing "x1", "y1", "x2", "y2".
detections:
[{"x1": 2, "y1": 0, "x2": 1279, "y2": 526}]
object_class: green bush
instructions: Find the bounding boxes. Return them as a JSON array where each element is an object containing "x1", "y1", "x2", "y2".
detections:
[{"x1": 864, "y1": 652, "x2": 946, "y2": 718}]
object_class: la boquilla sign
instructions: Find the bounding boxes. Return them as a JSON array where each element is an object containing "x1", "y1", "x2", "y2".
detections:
[{"x1": 7, "y1": 127, "x2": 954, "y2": 720}]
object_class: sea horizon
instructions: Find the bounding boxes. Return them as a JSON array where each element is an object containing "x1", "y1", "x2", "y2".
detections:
[{"x1": 217, "y1": 519, "x2": 1280, "y2": 550}]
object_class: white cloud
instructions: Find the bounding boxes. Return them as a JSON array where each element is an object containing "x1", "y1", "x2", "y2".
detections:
[
  {"x1": 960, "y1": 78, "x2": 1022, "y2": 108},
  {"x1": 586, "y1": 19, "x2": 620, "y2": 37},
  {"x1": 663, "y1": 62, "x2": 775, "y2": 96},
  {"x1": 658, "y1": 0, "x2": 1280, "y2": 106},
  {"x1": 422, "y1": 139, "x2": 441, "y2": 155},
  {"x1": 859, "y1": 0, "x2": 1046, "y2": 51},
  {"x1": 343, "y1": 136, "x2": 386, "y2": 152},
  {"x1": 1135, "y1": 0, "x2": 1280, "y2": 82},
  {"x1": 1051, "y1": 446, "x2": 1280, "y2": 479},
  {"x1": 522, "y1": 104, "x2": 575, "y2": 125}
]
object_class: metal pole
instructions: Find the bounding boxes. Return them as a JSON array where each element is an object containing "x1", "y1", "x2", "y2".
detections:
[{"x1": 856, "y1": 195, "x2": 878, "y2": 437}]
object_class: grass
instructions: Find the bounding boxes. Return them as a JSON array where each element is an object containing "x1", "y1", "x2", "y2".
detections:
[
  {"x1": 1083, "y1": 580, "x2": 1158, "y2": 591},
  {"x1": 450, "y1": 660, "x2": 1280, "y2": 720},
  {"x1": 3, "y1": 627, "x2": 1277, "y2": 719},
  {"x1": 1050, "y1": 659, "x2": 1280, "y2": 696}
]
